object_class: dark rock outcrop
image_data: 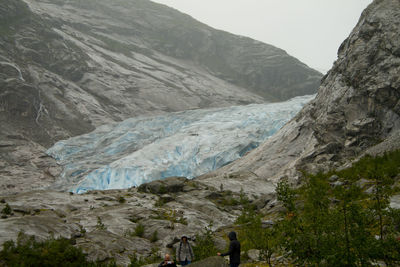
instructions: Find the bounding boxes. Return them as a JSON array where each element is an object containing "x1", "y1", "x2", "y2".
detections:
[{"x1": 138, "y1": 177, "x2": 188, "y2": 194}]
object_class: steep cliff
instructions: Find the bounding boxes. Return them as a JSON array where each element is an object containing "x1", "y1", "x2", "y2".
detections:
[{"x1": 204, "y1": 0, "x2": 400, "y2": 186}]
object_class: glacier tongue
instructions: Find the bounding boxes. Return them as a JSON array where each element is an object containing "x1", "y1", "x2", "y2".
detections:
[{"x1": 47, "y1": 95, "x2": 314, "y2": 193}]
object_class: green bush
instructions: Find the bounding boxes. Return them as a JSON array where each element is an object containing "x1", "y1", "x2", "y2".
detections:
[
  {"x1": 117, "y1": 196, "x2": 126, "y2": 204},
  {"x1": 193, "y1": 224, "x2": 217, "y2": 261},
  {"x1": 150, "y1": 230, "x2": 158, "y2": 243},
  {"x1": 154, "y1": 198, "x2": 165, "y2": 207},
  {"x1": 0, "y1": 233, "x2": 88, "y2": 266},
  {"x1": 134, "y1": 223, "x2": 145, "y2": 237},
  {"x1": 128, "y1": 253, "x2": 148, "y2": 267},
  {"x1": 236, "y1": 202, "x2": 278, "y2": 266},
  {"x1": 1, "y1": 203, "x2": 12, "y2": 215}
]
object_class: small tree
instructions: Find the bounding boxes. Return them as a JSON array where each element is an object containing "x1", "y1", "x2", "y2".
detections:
[
  {"x1": 193, "y1": 223, "x2": 217, "y2": 261},
  {"x1": 274, "y1": 150, "x2": 400, "y2": 266},
  {"x1": 239, "y1": 211, "x2": 278, "y2": 266},
  {"x1": 150, "y1": 230, "x2": 158, "y2": 243},
  {"x1": 276, "y1": 179, "x2": 296, "y2": 213}
]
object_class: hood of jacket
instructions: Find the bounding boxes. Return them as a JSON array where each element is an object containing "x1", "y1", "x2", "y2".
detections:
[{"x1": 228, "y1": 231, "x2": 237, "y2": 241}]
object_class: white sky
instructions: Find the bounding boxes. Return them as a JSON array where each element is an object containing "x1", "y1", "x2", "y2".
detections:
[{"x1": 151, "y1": 0, "x2": 373, "y2": 72}]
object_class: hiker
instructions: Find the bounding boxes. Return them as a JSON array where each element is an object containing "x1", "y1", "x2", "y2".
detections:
[
  {"x1": 177, "y1": 235, "x2": 194, "y2": 266},
  {"x1": 217, "y1": 231, "x2": 241, "y2": 267},
  {"x1": 158, "y1": 253, "x2": 177, "y2": 267}
]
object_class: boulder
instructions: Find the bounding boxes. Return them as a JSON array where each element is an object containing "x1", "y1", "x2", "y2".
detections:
[
  {"x1": 247, "y1": 249, "x2": 261, "y2": 262},
  {"x1": 138, "y1": 177, "x2": 188, "y2": 194}
]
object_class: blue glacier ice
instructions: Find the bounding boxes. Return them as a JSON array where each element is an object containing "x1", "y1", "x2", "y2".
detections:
[{"x1": 47, "y1": 95, "x2": 314, "y2": 193}]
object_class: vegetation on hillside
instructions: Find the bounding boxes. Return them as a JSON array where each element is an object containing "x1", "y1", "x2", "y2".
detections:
[
  {"x1": 0, "y1": 232, "x2": 114, "y2": 267},
  {"x1": 192, "y1": 224, "x2": 218, "y2": 262},
  {"x1": 238, "y1": 149, "x2": 400, "y2": 266}
]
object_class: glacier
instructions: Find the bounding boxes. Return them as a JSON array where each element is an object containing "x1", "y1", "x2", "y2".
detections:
[{"x1": 47, "y1": 95, "x2": 314, "y2": 193}]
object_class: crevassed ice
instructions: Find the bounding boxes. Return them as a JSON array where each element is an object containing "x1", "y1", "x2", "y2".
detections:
[{"x1": 47, "y1": 95, "x2": 314, "y2": 193}]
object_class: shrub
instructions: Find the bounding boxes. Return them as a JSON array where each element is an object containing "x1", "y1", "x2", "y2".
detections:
[
  {"x1": 128, "y1": 253, "x2": 148, "y2": 267},
  {"x1": 96, "y1": 217, "x2": 106, "y2": 230},
  {"x1": 0, "y1": 232, "x2": 88, "y2": 266},
  {"x1": 150, "y1": 230, "x2": 158, "y2": 243},
  {"x1": 117, "y1": 196, "x2": 126, "y2": 204},
  {"x1": 154, "y1": 198, "x2": 165, "y2": 207},
  {"x1": 134, "y1": 223, "x2": 145, "y2": 237},
  {"x1": 193, "y1": 224, "x2": 217, "y2": 261},
  {"x1": 237, "y1": 205, "x2": 278, "y2": 266},
  {"x1": 1, "y1": 203, "x2": 12, "y2": 215}
]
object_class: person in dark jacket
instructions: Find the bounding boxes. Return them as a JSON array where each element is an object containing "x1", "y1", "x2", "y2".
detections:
[
  {"x1": 217, "y1": 231, "x2": 241, "y2": 267},
  {"x1": 158, "y1": 254, "x2": 177, "y2": 267}
]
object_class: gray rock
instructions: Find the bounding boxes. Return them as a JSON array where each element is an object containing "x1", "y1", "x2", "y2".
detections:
[
  {"x1": 390, "y1": 195, "x2": 400, "y2": 209},
  {"x1": 365, "y1": 185, "x2": 377, "y2": 195},
  {"x1": 247, "y1": 249, "x2": 261, "y2": 262},
  {"x1": 138, "y1": 177, "x2": 188, "y2": 194},
  {"x1": 205, "y1": 191, "x2": 223, "y2": 200},
  {"x1": 331, "y1": 181, "x2": 344, "y2": 188},
  {"x1": 189, "y1": 256, "x2": 228, "y2": 267},
  {"x1": 252, "y1": 193, "x2": 275, "y2": 210},
  {"x1": 356, "y1": 179, "x2": 371, "y2": 189},
  {"x1": 329, "y1": 175, "x2": 339, "y2": 182},
  {"x1": 261, "y1": 220, "x2": 275, "y2": 228}
]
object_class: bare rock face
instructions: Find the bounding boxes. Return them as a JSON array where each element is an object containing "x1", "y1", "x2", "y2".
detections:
[{"x1": 209, "y1": 0, "x2": 400, "y2": 185}]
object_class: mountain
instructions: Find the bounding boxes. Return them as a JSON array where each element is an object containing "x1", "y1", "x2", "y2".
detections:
[
  {"x1": 203, "y1": 0, "x2": 400, "y2": 187},
  {"x1": 0, "y1": 0, "x2": 321, "y2": 195},
  {"x1": 0, "y1": 0, "x2": 399, "y2": 265}
]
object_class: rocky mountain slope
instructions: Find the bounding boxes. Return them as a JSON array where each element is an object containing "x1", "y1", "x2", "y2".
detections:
[
  {"x1": 0, "y1": 0, "x2": 322, "y2": 195},
  {"x1": 0, "y1": 0, "x2": 399, "y2": 265},
  {"x1": 203, "y1": 0, "x2": 400, "y2": 186},
  {"x1": 0, "y1": 0, "x2": 321, "y2": 195}
]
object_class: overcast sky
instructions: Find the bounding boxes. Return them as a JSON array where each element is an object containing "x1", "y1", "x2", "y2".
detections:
[{"x1": 151, "y1": 0, "x2": 373, "y2": 73}]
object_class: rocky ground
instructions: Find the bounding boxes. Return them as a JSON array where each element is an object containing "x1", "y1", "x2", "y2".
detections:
[{"x1": 0, "y1": 176, "x2": 277, "y2": 266}]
